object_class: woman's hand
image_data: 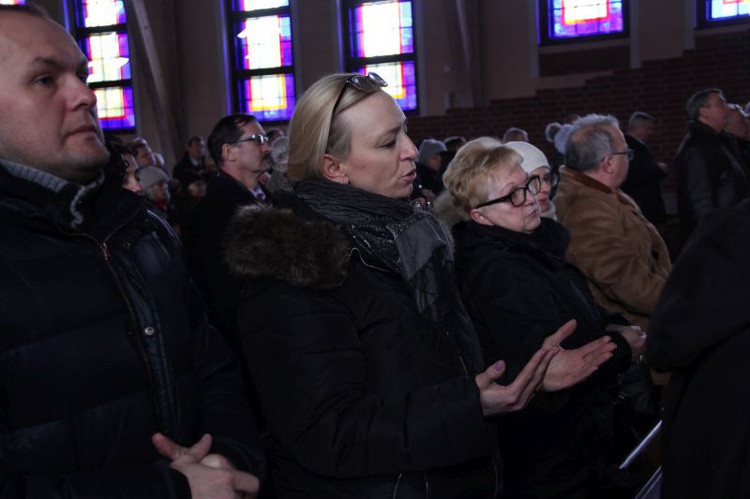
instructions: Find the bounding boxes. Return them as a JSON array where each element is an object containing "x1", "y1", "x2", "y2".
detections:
[
  {"x1": 475, "y1": 347, "x2": 559, "y2": 417},
  {"x1": 540, "y1": 320, "x2": 616, "y2": 391}
]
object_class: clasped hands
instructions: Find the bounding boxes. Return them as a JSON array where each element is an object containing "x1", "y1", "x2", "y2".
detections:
[
  {"x1": 152, "y1": 432, "x2": 259, "y2": 499},
  {"x1": 476, "y1": 319, "x2": 618, "y2": 416}
]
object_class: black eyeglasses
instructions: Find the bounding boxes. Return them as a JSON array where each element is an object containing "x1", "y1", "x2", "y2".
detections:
[
  {"x1": 235, "y1": 134, "x2": 270, "y2": 146},
  {"x1": 331, "y1": 72, "x2": 388, "y2": 117},
  {"x1": 610, "y1": 148, "x2": 635, "y2": 161},
  {"x1": 542, "y1": 172, "x2": 559, "y2": 187},
  {"x1": 476, "y1": 175, "x2": 543, "y2": 209}
]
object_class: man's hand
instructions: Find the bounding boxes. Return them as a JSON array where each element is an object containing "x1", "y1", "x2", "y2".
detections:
[
  {"x1": 475, "y1": 347, "x2": 559, "y2": 416},
  {"x1": 152, "y1": 433, "x2": 259, "y2": 499}
]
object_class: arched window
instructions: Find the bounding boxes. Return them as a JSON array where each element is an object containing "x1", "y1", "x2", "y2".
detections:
[
  {"x1": 697, "y1": 0, "x2": 750, "y2": 26},
  {"x1": 71, "y1": 0, "x2": 136, "y2": 131},
  {"x1": 539, "y1": 0, "x2": 628, "y2": 44},
  {"x1": 342, "y1": 0, "x2": 418, "y2": 112},
  {"x1": 227, "y1": 0, "x2": 296, "y2": 122}
]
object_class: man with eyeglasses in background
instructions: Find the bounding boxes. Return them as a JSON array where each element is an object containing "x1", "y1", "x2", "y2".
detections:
[
  {"x1": 555, "y1": 114, "x2": 671, "y2": 332},
  {"x1": 182, "y1": 114, "x2": 272, "y2": 377}
]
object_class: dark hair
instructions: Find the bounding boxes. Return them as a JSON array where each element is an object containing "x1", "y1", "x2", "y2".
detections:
[
  {"x1": 686, "y1": 88, "x2": 723, "y2": 121},
  {"x1": 187, "y1": 135, "x2": 204, "y2": 146},
  {"x1": 565, "y1": 114, "x2": 620, "y2": 173},
  {"x1": 207, "y1": 114, "x2": 258, "y2": 168}
]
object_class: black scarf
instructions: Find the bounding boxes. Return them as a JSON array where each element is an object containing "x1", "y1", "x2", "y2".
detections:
[{"x1": 294, "y1": 178, "x2": 454, "y2": 325}]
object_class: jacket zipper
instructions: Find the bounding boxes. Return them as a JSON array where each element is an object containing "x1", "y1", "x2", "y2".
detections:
[{"x1": 59, "y1": 210, "x2": 162, "y2": 425}]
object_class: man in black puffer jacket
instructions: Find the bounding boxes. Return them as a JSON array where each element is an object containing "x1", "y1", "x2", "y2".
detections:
[{"x1": 0, "y1": 5, "x2": 263, "y2": 497}]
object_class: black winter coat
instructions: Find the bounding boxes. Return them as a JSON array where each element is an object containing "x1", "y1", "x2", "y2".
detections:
[
  {"x1": 182, "y1": 172, "x2": 266, "y2": 345},
  {"x1": 225, "y1": 199, "x2": 499, "y2": 499},
  {"x1": 454, "y1": 219, "x2": 632, "y2": 499},
  {"x1": 675, "y1": 121, "x2": 750, "y2": 250},
  {"x1": 621, "y1": 134, "x2": 667, "y2": 226},
  {"x1": 0, "y1": 158, "x2": 263, "y2": 497},
  {"x1": 647, "y1": 199, "x2": 750, "y2": 499}
]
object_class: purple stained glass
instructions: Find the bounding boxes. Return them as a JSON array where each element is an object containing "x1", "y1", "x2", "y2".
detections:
[
  {"x1": 352, "y1": 1, "x2": 414, "y2": 58},
  {"x1": 97, "y1": 86, "x2": 136, "y2": 130},
  {"x1": 548, "y1": 0, "x2": 625, "y2": 40},
  {"x1": 235, "y1": 0, "x2": 289, "y2": 11},
  {"x1": 355, "y1": 61, "x2": 417, "y2": 111},
  {"x1": 83, "y1": 32, "x2": 131, "y2": 82},
  {"x1": 239, "y1": 74, "x2": 296, "y2": 121},
  {"x1": 1, "y1": 0, "x2": 27, "y2": 5},
  {"x1": 78, "y1": 0, "x2": 127, "y2": 28},
  {"x1": 236, "y1": 14, "x2": 293, "y2": 71}
]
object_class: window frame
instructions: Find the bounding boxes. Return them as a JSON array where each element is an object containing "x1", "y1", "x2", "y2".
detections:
[
  {"x1": 225, "y1": 0, "x2": 296, "y2": 124},
  {"x1": 340, "y1": 0, "x2": 419, "y2": 114},
  {"x1": 69, "y1": 0, "x2": 136, "y2": 133},
  {"x1": 538, "y1": 0, "x2": 630, "y2": 46}
]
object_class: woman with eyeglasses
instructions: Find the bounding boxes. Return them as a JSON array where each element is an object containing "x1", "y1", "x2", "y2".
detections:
[
  {"x1": 223, "y1": 74, "x2": 573, "y2": 498},
  {"x1": 445, "y1": 137, "x2": 646, "y2": 499},
  {"x1": 504, "y1": 141, "x2": 559, "y2": 220}
]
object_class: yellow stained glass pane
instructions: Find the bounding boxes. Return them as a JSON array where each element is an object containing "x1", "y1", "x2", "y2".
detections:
[{"x1": 94, "y1": 87, "x2": 125, "y2": 118}]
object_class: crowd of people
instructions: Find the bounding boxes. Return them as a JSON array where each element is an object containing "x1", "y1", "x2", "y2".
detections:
[{"x1": 2, "y1": 4, "x2": 750, "y2": 499}]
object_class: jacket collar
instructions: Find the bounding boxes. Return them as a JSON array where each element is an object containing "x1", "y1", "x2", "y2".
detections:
[
  {"x1": 560, "y1": 166, "x2": 613, "y2": 194},
  {"x1": 0, "y1": 154, "x2": 144, "y2": 237}
]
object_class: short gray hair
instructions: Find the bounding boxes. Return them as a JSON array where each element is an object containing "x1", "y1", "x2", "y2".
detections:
[{"x1": 564, "y1": 114, "x2": 620, "y2": 173}]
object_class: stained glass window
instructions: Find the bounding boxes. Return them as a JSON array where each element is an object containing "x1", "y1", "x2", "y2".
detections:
[
  {"x1": 540, "y1": 0, "x2": 627, "y2": 44},
  {"x1": 228, "y1": 0, "x2": 295, "y2": 122},
  {"x1": 699, "y1": 0, "x2": 750, "y2": 24},
  {"x1": 343, "y1": 1, "x2": 418, "y2": 112},
  {"x1": 0, "y1": 0, "x2": 26, "y2": 4},
  {"x1": 72, "y1": 0, "x2": 135, "y2": 131}
]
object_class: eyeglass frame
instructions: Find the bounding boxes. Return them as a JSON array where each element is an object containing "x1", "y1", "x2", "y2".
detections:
[
  {"x1": 234, "y1": 134, "x2": 270, "y2": 146},
  {"x1": 475, "y1": 175, "x2": 543, "y2": 209},
  {"x1": 542, "y1": 171, "x2": 559, "y2": 187},
  {"x1": 609, "y1": 148, "x2": 635, "y2": 161}
]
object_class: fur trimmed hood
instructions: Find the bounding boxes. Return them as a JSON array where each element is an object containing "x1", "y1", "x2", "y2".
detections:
[{"x1": 224, "y1": 206, "x2": 351, "y2": 289}]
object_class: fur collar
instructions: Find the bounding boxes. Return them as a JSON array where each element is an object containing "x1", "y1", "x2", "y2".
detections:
[{"x1": 224, "y1": 206, "x2": 351, "y2": 289}]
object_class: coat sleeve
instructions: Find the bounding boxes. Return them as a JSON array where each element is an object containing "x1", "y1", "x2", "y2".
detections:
[
  {"x1": 564, "y1": 197, "x2": 668, "y2": 316},
  {"x1": 680, "y1": 146, "x2": 718, "y2": 218},
  {"x1": 189, "y1": 295, "x2": 266, "y2": 479},
  {"x1": 647, "y1": 210, "x2": 749, "y2": 371},
  {"x1": 239, "y1": 285, "x2": 495, "y2": 478},
  {"x1": 153, "y1": 211, "x2": 266, "y2": 480}
]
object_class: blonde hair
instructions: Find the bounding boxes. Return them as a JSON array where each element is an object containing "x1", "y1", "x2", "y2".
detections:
[
  {"x1": 443, "y1": 137, "x2": 523, "y2": 214},
  {"x1": 287, "y1": 73, "x2": 386, "y2": 182}
]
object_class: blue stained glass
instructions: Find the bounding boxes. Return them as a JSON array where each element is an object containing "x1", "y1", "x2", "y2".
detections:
[
  {"x1": 707, "y1": 0, "x2": 750, "y2": 20},
  {"x1": 548, "y1": 0, "x2": 625, "y2": 40}
]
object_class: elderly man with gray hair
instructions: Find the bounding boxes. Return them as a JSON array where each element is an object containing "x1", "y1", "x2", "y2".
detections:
[{"x1": 555, "y1": 114, "x2": 671, "y2": 331}]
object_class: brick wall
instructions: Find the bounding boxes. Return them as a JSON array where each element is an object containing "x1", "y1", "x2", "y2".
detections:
[{"x1": 408, "y1": 28, "x2": 750, "y2": 176}]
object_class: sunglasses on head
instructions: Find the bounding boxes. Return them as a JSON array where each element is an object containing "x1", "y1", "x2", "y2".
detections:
[{"x1": 331, "y1": 72, "x2": 388, "y2": 117}]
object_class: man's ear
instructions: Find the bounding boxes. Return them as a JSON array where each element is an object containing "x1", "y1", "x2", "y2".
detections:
[
  {"x1": 322, "y1": 154, "x2": 349, "y2": 184},
  {"x1": 601, "y1": 156, "x2": 615, "y2": 174},
  {"x1": 221, "y1": 142, "x2": 235, "y2": 165}
]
